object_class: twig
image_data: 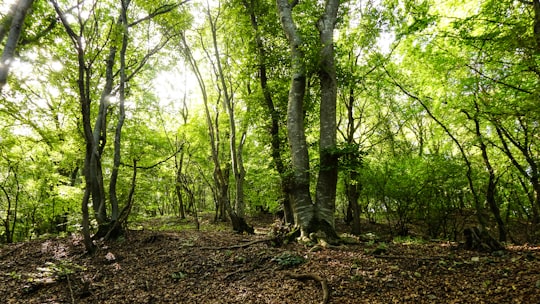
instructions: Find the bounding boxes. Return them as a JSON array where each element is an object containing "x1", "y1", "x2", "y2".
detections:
[
  {"x1": 66, "y1": 274, "x2": 75, "y2": 304},
  {"x1": 284, "y1": 272, "x2": 329, "y2": 304},
  {"x1": 372, "y1": 255, "x2": 448, "y2": 260}
]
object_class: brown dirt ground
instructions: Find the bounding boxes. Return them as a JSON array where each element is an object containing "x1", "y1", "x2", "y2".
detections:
[{"x1": 1, "y1": 217, "x2": 539, "y2": 304}]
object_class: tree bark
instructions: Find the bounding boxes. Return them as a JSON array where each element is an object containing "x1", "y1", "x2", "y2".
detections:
[
  {"x1": 464, "y1": 102, "x2": 507, "y2": 242},
  {"x1": 0, "y1": 0, "x2": 34, "y2": 91},
  {"x1": 276, "y1": 0, "x2": 340, "y2": 240},
  {"x1": 494, "y1": 122, "x2": 540, "y2": 224},
  {"x1": 175, "y1": 149, "x2": 186, "y2": 219},
  {"x1": 315, "y1": 0, "x2": 340, "y2": 239},
  {"x1": 276, "y1": 0, "x2": 313, "y2": 238},
  {"x1": 51, "y1": 0, "x2": 96, "y2": 252}
]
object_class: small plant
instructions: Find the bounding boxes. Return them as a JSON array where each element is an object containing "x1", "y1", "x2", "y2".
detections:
[
  {"x1": 370, "y1": 242, "x2": 388, "y2": 255},
  {"x1": 272, "y1": 251, "x2": 305, "y2": 268},
  {"x1": 393, "y1": 235, "x2": 426, "y2": 245},
  {"x1": 171, "y1": 271, "x2": 187, "y2": 281}
]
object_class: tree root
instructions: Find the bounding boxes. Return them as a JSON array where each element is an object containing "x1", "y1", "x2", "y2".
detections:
[{"x1": 284, "y1": 272, "x2": 329, "y2": 304}]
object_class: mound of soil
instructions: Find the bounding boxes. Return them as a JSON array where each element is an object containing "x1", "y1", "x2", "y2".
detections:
[{"x1": 1, "y1": 226, "x2": 539, "y2": 303}]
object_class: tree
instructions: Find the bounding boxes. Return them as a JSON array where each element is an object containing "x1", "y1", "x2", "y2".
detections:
[
  {"x1": 0, "y1": 0, "x2": 34, "y2": 91},
  {"x1": 51, "y1": 0, "x2": 184, "y2": 251},
  {"x1": 276, "y1": 0, "x2": 340, "y2": 241}
]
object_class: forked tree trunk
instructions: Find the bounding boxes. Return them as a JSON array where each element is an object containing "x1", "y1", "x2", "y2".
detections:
[
  {"x1": 276, "y1": 0, "x2": 340, "y2": 241},
  {"x1": 207, "y1": 5, "x2": 250, "y2": 227}
]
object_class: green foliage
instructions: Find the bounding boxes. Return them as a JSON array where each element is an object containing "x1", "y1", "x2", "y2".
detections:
[
  {"x1": 272, "y1": 251, "x2": 306, "y2": 268},
  {"x1": 0, "y1": 0, "x2": 539, "y2": 243},
  {"x1": 171, "y1": 270, "x2": 187, "y2": 281}
]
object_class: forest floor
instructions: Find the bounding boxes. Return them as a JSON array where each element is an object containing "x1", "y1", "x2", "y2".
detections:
[{"x1": 1, "y1": 215, "x2": 540, "y2": 304}]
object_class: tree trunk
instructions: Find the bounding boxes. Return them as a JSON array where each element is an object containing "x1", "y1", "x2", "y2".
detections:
[
  {"x1": 243, "y1": 0, "x2": 294, "y2": 224},
  {"x1": 206, "y1": 5, "x2": 250, "y2": 227},
  {"x1": 386, "y1": 70, "x2": 489, "y2": 230},
  {"x1": 0, "y1": 0, "x2": 34, "y2": 91},
  {"x1": 109, "y1": 0, "x2": 130, "y2": 226},
  {"x1": 175, "y1": 151, "x2": 186, "y2": 219},
  {"x1": 276, "y1": 0, "x2": 313, "y2": 238},
  {"x1": 342, "y1": 83, "x2": 363, "y2": 235},
  {"x1": 51, "y1": 0, "x2": 95, "y2": 252},
  {"x1": 346, "y1": 171, "x2": 362, "y2": 235},
  {"x1": 465, "y1": 103, "x2": 506, "y2": 242},
  {"x1": 494, "y1": 123, "x2": 540, "y2": 224},
  {"x1": 277, "y1": 0, "x2": 340, "y2": 240},
  {"x1": 314, "y1": 0, "x2": 340, "y2": 240}
]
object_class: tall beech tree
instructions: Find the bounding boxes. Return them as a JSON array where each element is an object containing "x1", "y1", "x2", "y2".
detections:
[{"x1": 276, "y1": 0, "x2": 340, "y2": 241}]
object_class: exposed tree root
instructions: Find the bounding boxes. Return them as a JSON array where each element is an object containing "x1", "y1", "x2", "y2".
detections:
[
  {"x1": 284, "y1": 272, "x2": 329, "y2": 304},
  {"x1": 464, "y1": 226, "x2": 504, "y2": 252}
]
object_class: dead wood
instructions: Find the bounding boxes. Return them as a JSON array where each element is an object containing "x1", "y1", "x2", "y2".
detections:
[
  {"x1": 373, "y1": 255, "x2": 446, "y2": 260},
  {"x1": 200, "y1": 238, "x2": 272, "y2": 250},
  {"x1": 284, "y1": 272, "x2": 330, "y2": 304}
]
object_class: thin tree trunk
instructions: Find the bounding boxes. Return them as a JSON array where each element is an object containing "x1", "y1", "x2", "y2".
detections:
[
  {"x1": 243, "y1": 0, "x2": 294, "y2": 224},
  {"x1": 385, "y1": 68, "x2": 488, "y2": 229},
  {"x1": 180, "y1": 31, "x2": 235, "y2": 227},
  {"x1": 464, "y1": 103, "x2": 506, "y2": 242},
  {"x1": 175, "y1": 152, "x2": 186, "y2": 219},
  {"x1": 51, "y1": 0, "x2": 95, "y2": 252},
  {"x1": 106, "y1": 0, "x2": 131, "y2": 240},
  {"x1": 109, "y1": 0, "x2": 130, "y2": 225},
  {"x1": 206, "y1": 6, "x2": 250, "y2": 229},
  {"x1": 494, "y1": 123, "x2": 540, "y2": 224}
]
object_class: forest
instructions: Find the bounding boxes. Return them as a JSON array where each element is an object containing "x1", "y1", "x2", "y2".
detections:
[{"x1": 1, "y1": 0, "x2": 540, "y2": 303}]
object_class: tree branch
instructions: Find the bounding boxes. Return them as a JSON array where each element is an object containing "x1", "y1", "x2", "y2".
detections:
[{"x1": 128, "y1": 2, "x2": 188, "y2": 27}]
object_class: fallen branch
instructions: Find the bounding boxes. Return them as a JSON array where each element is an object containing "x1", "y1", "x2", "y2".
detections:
[
  {"x1": 66, "y1": 274, "x2": 75, "y2": 304},
  {"x1": 200, "y1": 238, "x2": 272, "y2": 250},
  {"x1": 373, "y1": 255, "x2": 447, "y2": 260},
  {"x1": 284, "y1": 272, "x2": 329, "y2": 304}
]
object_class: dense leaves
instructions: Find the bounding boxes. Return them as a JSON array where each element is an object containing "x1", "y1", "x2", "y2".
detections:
[{"x1": 0, "y1": 0, "x2": 539, "y2": 259}]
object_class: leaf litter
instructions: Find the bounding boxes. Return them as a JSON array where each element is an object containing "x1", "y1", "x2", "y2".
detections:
[{"x1": 0, "y1": 224, "x2": 539, "y2": 303}]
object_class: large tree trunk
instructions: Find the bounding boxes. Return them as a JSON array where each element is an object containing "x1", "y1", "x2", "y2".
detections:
[
  {"x1": 276, "y1": 0, "x2": 313, "y2": 239},
  {"x1": 0, "y1": 0, "x2": 34, "y2": 91},
  {"x1": 314, "y1": 0, "x2": 340, "y2": 240},
  {"x1": 277, "y1": 0, "x2": 340, "y2": 241}
]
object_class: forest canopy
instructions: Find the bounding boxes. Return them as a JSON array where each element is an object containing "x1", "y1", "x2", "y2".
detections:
[{"x1": 1, "y1": 0, "x2": 539, "y2": 249}]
